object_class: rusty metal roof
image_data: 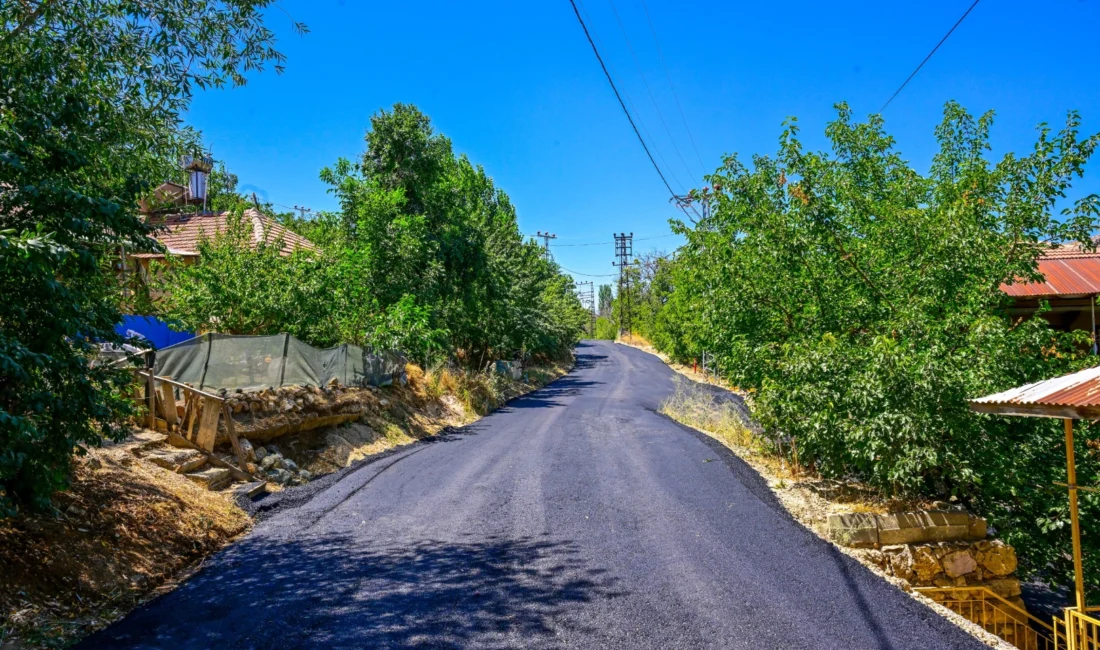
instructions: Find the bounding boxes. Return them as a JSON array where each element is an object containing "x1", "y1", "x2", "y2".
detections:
[
  {"x1": 1001, "y1": 251, "x2": 1100, "y2": 298},
  {"x1": 970, "y1": 365, "x2": 1100, "y2": 419}
]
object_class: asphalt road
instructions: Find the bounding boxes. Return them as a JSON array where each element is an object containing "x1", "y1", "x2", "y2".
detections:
[{"x1": 81, "y1": 340, "x2": 987, "y2": 649}]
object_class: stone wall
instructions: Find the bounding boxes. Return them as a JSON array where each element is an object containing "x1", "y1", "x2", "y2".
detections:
[
  {"x1": 212, "y1": 380, "x2": 380, "y2": 444},
  {"x1": 829, "y1": 509, "x2": 1023, "y2": 609}
]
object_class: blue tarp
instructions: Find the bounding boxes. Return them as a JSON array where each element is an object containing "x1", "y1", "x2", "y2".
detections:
[{"x1": 116, "y1": 315, "x2": 193, "y2": 350}]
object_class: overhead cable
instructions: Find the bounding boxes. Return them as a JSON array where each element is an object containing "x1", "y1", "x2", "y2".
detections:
[
  {"x1": 606, "y1": 0, "x2": 697, "y2": 183},
  {"x1": 567, "y1": 0, "x2": 680, "y2": 201},
  {"x1": 637, "y1": 0, "x2": 707, "y2": 176},
  {"x1": 879, "y1": 0, "x2": 981, "y2": 113}
]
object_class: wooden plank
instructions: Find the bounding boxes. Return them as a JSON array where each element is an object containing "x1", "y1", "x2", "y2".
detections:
[
  {"x1": 159, "y1": 377, "x2": 178, "y2": 429},
  {"x1": 166, "y1": 433, "x2": 252, "y2": 482},
  {"x1": 146, "y1": 371, "x2": 156, "y2": 428},
  {"x1": 222, "y1": 402, "x2": 247, "y2": 469},
  {"x1": 194, "y1": 396, "x2": 221, "y2": 452},
  {"x1": 132, "y1": 370, "x2": 225, "y2": 402},
  {"x1": 968, "y1": 402, "x2": 1100, "y2": 420},
  {"x1": 180, "y1": 393, "x2": 195, "y2": 440}
]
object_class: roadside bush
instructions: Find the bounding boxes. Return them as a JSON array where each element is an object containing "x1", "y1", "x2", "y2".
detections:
[
  {"x1": 594, "y1": 317, "x2": 617, "y2": 340},
  {"x1": 650, "y1": 102, "x2": 1100, "y2": 590}
]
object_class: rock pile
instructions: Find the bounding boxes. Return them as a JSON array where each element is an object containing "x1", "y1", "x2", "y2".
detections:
[
  {"x1": 829, "y1": 508, "x2": 1025, "y2": 610},
  {"x1": 245, "y1": 440, "x2": 312, "y2": 487},
  {"x1": 214, "y1": 380, "x2": 380, "y2": 443}
]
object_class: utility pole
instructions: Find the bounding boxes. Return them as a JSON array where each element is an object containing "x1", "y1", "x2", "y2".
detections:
[
  {"x1": 613, "y1": 232, "x2": 633, "y2": 339},
  {"x1": 536, "y1": 231, "x2": 557, "y2": 261},
  {"x1": 293, "y1": 205, "x2": 313, "y2": 221},
  {"x1": 576, "y1": 281, "x2": 595, "y2": 336}
]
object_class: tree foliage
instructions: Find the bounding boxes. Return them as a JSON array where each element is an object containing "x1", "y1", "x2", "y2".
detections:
[
  {"x1": 0, "y1": 0, "x2": 290, "y2": 511},
  {"x1": 157, "y1": 104, "x2": 587, "y2": 366},
  {"x1": 155, "y1": 213, "x2": 340, "y2": 346},
  {"x1": 318, "y1": 104, "x2": 588, "y2": 364},
  {"x1": 646, "y1": 102, "x2": 1100, "y2": 589}
]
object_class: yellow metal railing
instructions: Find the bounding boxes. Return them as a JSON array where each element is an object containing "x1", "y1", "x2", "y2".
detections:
[
  {"x1": 1061, "y1": 607, "x2": 1100, "y2": 650},
  {"x1": 916, "y1": 587, "x2": 1062, "y2": 650}
]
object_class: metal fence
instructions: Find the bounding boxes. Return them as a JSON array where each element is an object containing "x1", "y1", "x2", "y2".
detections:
[{"x1": 152, "y1": 332, "x2": 407, "y2": 392}]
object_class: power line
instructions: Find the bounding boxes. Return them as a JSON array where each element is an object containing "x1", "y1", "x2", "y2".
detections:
[
  {"x1": 526, "y1": 232, "x2": 680, "y2": 247},
  {"x1": 559, "y1": 266, "x2": 619, "y2": 277},
  {"x1": 637, "y1": 0, "x2": 707, "y2": 176},
  {"x1": 879, "y1": 0, "x2": 981, "y2": 113},
  {"x1": 567, "y1": 0, "x2": 679, "y2": 201},
  {"x1": 576, "y1": 0, "x2": 687, "y2": 193},
  {"x1": 606, "y1": 0, "x2": 697, "y2": 184}
]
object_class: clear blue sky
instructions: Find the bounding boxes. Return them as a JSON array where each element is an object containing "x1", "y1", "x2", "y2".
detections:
[{"x1": 186, "y1": 0, "x2": 1100, "y2": 281}]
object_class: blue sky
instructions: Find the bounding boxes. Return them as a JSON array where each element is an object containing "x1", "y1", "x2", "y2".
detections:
[{"x1": 186, "y1": 0, "x2": 1100, "y2": 281}]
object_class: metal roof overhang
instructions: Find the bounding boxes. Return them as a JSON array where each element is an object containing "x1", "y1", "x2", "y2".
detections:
[{"x1": 969, "y1": 365, "x2": 1100, "y2": 420}]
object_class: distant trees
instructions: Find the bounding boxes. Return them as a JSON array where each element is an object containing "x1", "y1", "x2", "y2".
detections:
[
  {"x1": 598, "y1": 285, "x2": 613, "y2": 318},
  {"x1": 0, "y1": 0, "x2": 291, "y2": 513},
  {"x1": 639, "y1": 102, "x2": 1100, "y2": 590}
]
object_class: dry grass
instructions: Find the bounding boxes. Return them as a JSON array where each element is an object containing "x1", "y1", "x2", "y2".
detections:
[
  {"x1": 0, "y1": 444, "x2": 250, "y2": 648},
  {"x1": 660, "y1": 377, "x2": 760, "y2": 452}
]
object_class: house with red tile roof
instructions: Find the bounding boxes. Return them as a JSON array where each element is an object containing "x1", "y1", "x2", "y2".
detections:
[{"x1": 116, "y1": 181, "x2": 320, "y2": 346}]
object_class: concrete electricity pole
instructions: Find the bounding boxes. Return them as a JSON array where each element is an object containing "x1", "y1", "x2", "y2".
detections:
[
  {"x1": 576, "y1": 281, "x2": 596, "y2": 336},
  {"x1": 536, "y1": 231, "x2": 557, "y2": 261},
  {"x1": 294, "y1": 205, "x2": 313, "y2": 221},
  {"x1": 613, "y1": 233, "x2": 633, "y2": 338}
]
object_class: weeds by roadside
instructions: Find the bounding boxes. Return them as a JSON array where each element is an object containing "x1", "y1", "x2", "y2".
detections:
[{"x1": 660, "y1": 377, "x2": 759, "y2": 451}]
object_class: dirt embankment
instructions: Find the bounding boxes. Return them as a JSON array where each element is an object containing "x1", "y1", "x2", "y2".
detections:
[{"x1": 0, "y1": 359, "x2": 572, "y2": 649}]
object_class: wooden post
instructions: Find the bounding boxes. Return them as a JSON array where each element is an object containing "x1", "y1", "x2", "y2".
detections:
[
  {"x1": 222, "y1": 402, "x2": 247, "y2": 469},
  {"x1": 195, "y1": 396, "x2": 221, "y2": 452},
  {"x1": 143, "y1": 351, "x2": 156, "y2": 428},
  {"x1": 1065, "y1": 418, "x2": 1087, "y2": 611},
  {"x1": 159, "y1": 377, "x2": 178, "y2": 429}
]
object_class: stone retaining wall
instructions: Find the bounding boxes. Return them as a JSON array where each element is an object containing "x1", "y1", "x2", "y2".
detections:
[
  {"x1": 209, "y1": 380, "x2": 380, "y2": 444},
  {"x1": 829, "y1": 509, "x2": 1023, "y2": 609}
]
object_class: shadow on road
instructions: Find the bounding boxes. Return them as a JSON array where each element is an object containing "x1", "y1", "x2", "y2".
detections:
[{"x1": 80, "y1": 533, "x2": 625, "y2": 649}]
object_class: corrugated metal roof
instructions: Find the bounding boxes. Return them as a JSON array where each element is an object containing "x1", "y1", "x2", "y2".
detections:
[
  {"x1": 1001, "y1": 253, "x2": 1100, "y2": 298},
  {"x1": 970, "y1": 365, "x2": 1100, "y2": 419}
]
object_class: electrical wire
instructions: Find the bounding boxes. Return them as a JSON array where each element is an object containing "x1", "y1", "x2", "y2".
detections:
[
  {"x1": 637, "y1": 0, "x2": 707, "y2": 176},
  {"x1": 558, "y1": 266, "x2": 620, "y2": 277},
  {"x1": 526, "y1": 233, "x2": 680, "y2": 247},
  {"x1": 606, "y1": 0, "x2": 697, "y2": 184},
  {"x1": 567, "y1": 0, "x2": 680, "y2": 202},
  {"x1": 879, "y1": 0, "x2": 981, "y2": 113},
  {"x1": 575, "y1": 0, "x2": 686, "y2": 193},
  {"x1": 560, "y1": 233, "x2": 680, "y2": 247}
]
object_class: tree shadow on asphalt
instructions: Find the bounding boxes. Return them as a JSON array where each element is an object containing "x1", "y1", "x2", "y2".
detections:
[
  {"x1": 79, "y1": 533, "x2": 625, "y2": 650},
  {"x1": 493, "y1": 347, "x2": 606, "y2": 412}
]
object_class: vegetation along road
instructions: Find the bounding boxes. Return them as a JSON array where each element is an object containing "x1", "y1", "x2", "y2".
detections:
[{"x1": 77, "y1": 341, "x2": 986, "y2": 649}]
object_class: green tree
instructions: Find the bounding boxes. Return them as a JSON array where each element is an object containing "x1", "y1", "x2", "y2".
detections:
[
  {"x1": 0, "y1": 1, "x2": 293, "y2": 512},
  {"x1": 322, "y1": 104, "x2": 586, "y2": 364},
  {"x1": 653, "y1": 102, "x2": 1100, "y2": 589},
  {"x1": 598, "y1": 284, "x2": 613, "y2": 318},
  {"x1": 155, "y1": 212, "x2": 340, "y2": 346}
]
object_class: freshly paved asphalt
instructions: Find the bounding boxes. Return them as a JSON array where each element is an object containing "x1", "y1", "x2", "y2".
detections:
[{"x1": 80, "y1": 340, "x2": 988, "y2": 649}]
